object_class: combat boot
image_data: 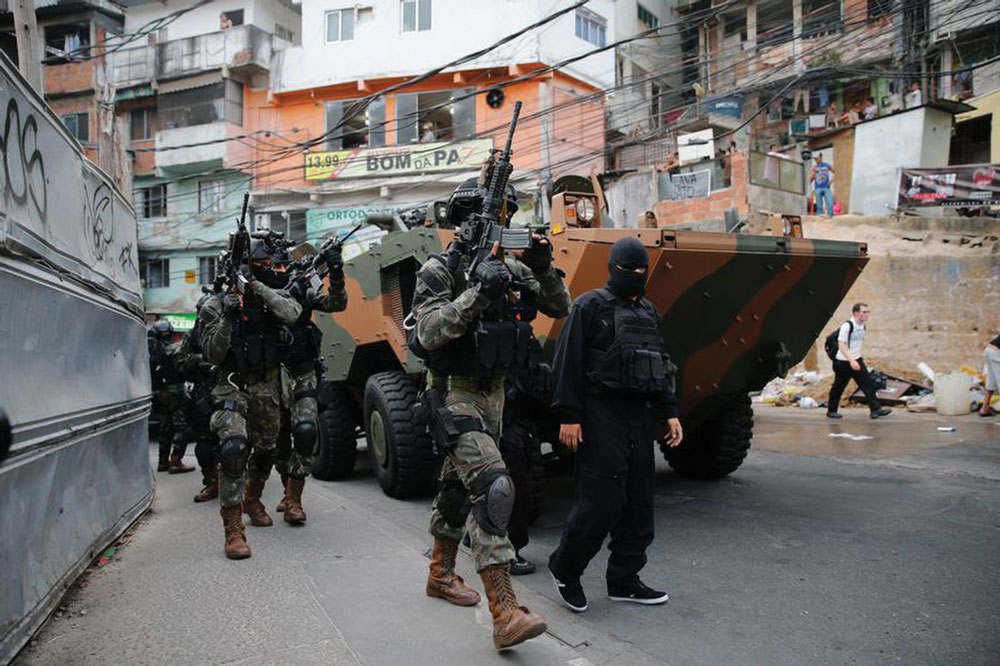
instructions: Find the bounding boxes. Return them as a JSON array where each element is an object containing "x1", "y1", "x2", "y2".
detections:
[
  {"x1": 193, "y1": 466, "x2": 218, "y2": 503},
  {"x1": 282, "y1": 477, "x2": 307, "y2": 525},
  {"x1": 242, "y1": 479, "x2": 273, "y2": 527},
  {"x1": 168, "y1": 452, "x2": 196, "y2": 474},
  {"x1": 480, "y1": 564, "x2": 547, "y2": 650},
  {"x1": 220, "y1": 506, "x2": 251, "y2": 559},
  {"x1": 276, "y1": 473, "x2": 288, "y2": 512},
  {"x1": 157, "y1": 448, "x2": 170, "y2": 472},
  {"x1": 426, "y1": 538, "x2": 481, "y2": 606}
]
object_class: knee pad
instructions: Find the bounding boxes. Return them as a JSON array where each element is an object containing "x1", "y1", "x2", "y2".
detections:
[
  {"x1": 437, "y1": 479, "x2": 470, "y2": 529},
  {"x1": 292, "y1": 420, "x2": 317, "y2": 456},
  {"x1": 471, "y1": 468, "x2": 515, "y2": 536},
  {"x1": 219, "y1": 436, "x2": 248, "y2": 478}
]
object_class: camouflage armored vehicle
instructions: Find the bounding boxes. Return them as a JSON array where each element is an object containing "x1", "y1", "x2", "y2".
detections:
[{"x1": 309, "y1": 189, "x2": 868, "y2": 498}]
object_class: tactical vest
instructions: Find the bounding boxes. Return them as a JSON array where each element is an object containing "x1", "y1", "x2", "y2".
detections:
[
  {"x1": 285, "y1": 311, "x2": 323, "y2": 374},
  {"x1": 585, "y1": 289, "x2": 668, "y2": 395},
  {"x1": 150, "y1": 339, "x2": 185, "y2": 387},
  {"x1": 226, "y1": 295, "x2": 288, "y2": 376},
  {"x1": 411, "y1": 253, "x2": 531, "y2": 379}
]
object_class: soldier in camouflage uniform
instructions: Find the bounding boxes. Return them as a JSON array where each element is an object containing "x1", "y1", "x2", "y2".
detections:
[
  {"x1": 148, "y1": 319, "x2": 196, "y2": 475},
  {"x1": 201, "y1": 234, "x2": 302, "y2": 559},
  {"x1": 414, "y1": 176, "x2": 570, "y2": 649},
  {"x1": 268, "y1": 238, "x2": 348, "y2": 524},
  {"x1": 173, "y1": 293, "x2": 220, "y2": 502}
]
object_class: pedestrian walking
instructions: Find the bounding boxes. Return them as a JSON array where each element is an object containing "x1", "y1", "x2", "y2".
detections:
[
  {"x1": 547, "y1": 236, "x2": 683, "y2": 614},
  {"x1": 826, "y1": 303, "x2": 892, "y2": 419},
  {"x1": 980, "y1": 333, "x2": 1000, "y2": 417}
]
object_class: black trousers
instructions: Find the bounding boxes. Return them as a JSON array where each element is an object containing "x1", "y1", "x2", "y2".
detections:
[
  {"x1": 498, "y1": 418, "x2": 536, "y2": 553},
  {"x1": 549, "y1": 398, "x2": 655, "y2": 586},
  {"x1": 828, "y1": 358, "x2": 882, "y2": 413}
]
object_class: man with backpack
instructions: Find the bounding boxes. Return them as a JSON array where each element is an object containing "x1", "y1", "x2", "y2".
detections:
[{"x1": 825, "y1": 303, "x2": 892, "y2": 419}]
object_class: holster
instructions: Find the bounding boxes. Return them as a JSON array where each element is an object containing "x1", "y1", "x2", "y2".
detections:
[{"x1": 419, "y1": 382, "x2": 486, "y2": 455}]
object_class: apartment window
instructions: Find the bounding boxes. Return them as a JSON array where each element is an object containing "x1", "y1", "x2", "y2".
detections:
[
  {"x1": 264, "y1": 211, "x2": 307, "y2": 243},
  {"x1": 637, "y1": 4, "x2": 659, "y2": 29},
  {"x1": 61, "y1": 113, "x2": 89, "y2": 142},
  {"x1": 130, "y1": 107, "x2": 156, "y2": 141},
  {"x1": 140, "y1": 258, "x2": 170, "y2": 289},
  {"x1": 198, "y1": 256, "x2": 218, "y2": 285},
  {"x1": 401, "y1": 0, "x2": 432, "y2": 33},
  {"x1": 326, "y1": 9, "x2": 355, "y2": 42},
  {"x1": 220, "y1": 10, "x2": 244, "y2": 29},
  {"x1": 326, "y1": 98, "x2": 385, "y2": 149},
  {"x1": 159, "y1": 80, "x2": 243, "y2": 129},
  {"x1": 142, "y1": 184, "x2": 167, "y2": 218},
  {"x1": 44, "y1": 22, "x2": 89, "y2": 61},
  {"x1": 803, "y1": 0, "x2": 842, "y2": 37},
  {"x1": 575, "y1": 9, "x2": 606, "y2": 47},
  {"x1": 198, "y1": 179, "x2": 225, "y2": 214},
  {"x1": 868, "y1": 0, "x2": 893, "y2": 20},
  {"x1": 723, "y1": 11, "x2": 747, "y2": 40},
  {"x1": 275, "y1": 23, "x2": 294, "y2": 42},
  {"x1": 395, "y1": 89, "x2": 474, "y2": 144},
  {"x1": 757, "y1": 3, "x2": 794, "y2": 44},
  {"x1": 650, "y1": 82, "x2": 661, "y2": 127}
]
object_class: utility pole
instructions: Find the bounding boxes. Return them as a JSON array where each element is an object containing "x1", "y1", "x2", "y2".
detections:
[{"x1": 11, "y1": 0, "x2": 42, "y2": 92}]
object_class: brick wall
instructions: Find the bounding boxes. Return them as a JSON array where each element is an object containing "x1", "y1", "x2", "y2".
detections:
[
  {"x1": 654, "y1": 152, "x2": 750, "y2": 227},
  {"x1": 42, "y1": 61, "x2": 94, "y2": 96},
  {"x1": 131, "y1": 139, "x2": 156, "y2": 176}
]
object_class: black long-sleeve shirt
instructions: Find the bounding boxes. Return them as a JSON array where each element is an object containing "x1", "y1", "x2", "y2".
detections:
[{"x1": 551, "y1": 287, "x2": 679, "y2": 425}]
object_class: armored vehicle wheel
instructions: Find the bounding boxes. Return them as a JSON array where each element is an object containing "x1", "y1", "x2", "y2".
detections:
[
  {"x1": 499, "y1": 418, "x2": 546, "y2": 524},
  {"x1": 662, "y1": 393, "x2": 753, "y2": 479},
  {"x1": 364, "y1": 371, "x2": 435, "y2": 498},
  {"x1": 313, "y1": 383, "x2": 359, "y2": 481}
]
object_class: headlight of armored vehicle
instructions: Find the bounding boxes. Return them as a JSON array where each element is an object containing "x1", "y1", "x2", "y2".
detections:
[{"x1": 574, "y1": 197, "x2": 596, "y2": 222}]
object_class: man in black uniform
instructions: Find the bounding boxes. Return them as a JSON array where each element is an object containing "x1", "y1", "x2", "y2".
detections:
[
  {"x1": 547, "y1": 236, "x2": 683, "y2": 612},
  {"x1": 148, "y1": 319, "x2": 196, "y2": 474}
]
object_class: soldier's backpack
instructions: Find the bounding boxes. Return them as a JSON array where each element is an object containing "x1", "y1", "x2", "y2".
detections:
[{"x1": 824, "y1": 320, "x2": 853, "y2": 361}]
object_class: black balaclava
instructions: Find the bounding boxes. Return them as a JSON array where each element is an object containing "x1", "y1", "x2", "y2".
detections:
[{"x1": 607, "y1": 236, "x2": 649, "y2": 299}]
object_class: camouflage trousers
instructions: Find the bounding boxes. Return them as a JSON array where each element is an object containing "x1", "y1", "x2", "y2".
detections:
[
  {"x1": 429, "y1": 374, "x2": 516, "y2": 571},
  {"x1": 209, "y1": 368, "x2": 283, "y2": 509},
  {"x1": 274, "y1": 366, "x2": 317, "y2": 480},
  {"x1": 155, "y1": 386, "x2": 189, "y2": 458}
]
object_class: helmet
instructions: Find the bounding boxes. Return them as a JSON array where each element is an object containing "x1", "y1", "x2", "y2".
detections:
[
  {"x1": 151, "y1": 319, "x2": 174, "y2": 340},
  {"x1": 248, "y1": 231, "x2": 288, "y2": 287},
  {"x1": 195, "y1": 292, "x2": 212, "y2": 313},
  {"x1": 445, "y1": 178, "x2": 519, "y2": 227}
]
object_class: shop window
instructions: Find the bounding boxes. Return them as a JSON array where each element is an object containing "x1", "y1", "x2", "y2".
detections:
[
  {"x1": 325, "y1": 98, "x2": 384, "y2": 149},
  {"x1": 61, "y1": 113, "x2": 89, "y2": 142},
  {"x1": 326, "y1": 9, "x2": 355, "y2": 42},
  {"x1": 401, "y1": 0, "x2": 432, "y2": 33},
  {"x1": 141, "y1": 258, "x2": 170, "y2": 289},
  {"x1": 395, "y1": 89, "x2": 475, "y2": 144},
  {"x1": 198, "y1": 179, "x2": 225, "y2": 214},
  {"x1": 142, "y1": 184, "x2": 167, "y2": 218},
  {"x1": 130, "y1": 107, "x2": 156, "y2": 141},
  {"x1": 198, "y1": 256, "x2": 218, "y2": 285},
  {"x1": 44, "y1": 22, "x2": 89, "y2": 61},
  {"x1": 575, "y1": 8, "x2": 606, "y2": 47}
]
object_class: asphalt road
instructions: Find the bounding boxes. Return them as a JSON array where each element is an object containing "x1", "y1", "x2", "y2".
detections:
[
  {"x1": 14, "y1": 406, "x2": 1000, "y2": 666},
  {"x1": 322, "y1": 405, "x2": 1000, "y2": 666}
]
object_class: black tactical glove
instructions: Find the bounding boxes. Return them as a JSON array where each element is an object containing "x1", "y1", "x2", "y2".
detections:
[
  {"x1": 473, "y1": 257, "x2": 511, "y2": 300},
  {"x1": 324, "y1": 244, "x2": 344, "y2": 277},
  {"x1": 199, "y1": 362, "x2": 215, "y2": 381},
  {"x1": 286, "y1": 278, "x2": 305, "y2": 302},
  {"x1": 519, "y1": 235, "x2": 552, "y2": 274},
  {"x1": 223, "y1": 292, "x2": 242, "y2": 317}
]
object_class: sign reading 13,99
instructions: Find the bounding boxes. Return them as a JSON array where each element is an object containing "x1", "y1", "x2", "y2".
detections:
[{"x1": 304, "y1": 139, "x2": 493, "y2": 180}]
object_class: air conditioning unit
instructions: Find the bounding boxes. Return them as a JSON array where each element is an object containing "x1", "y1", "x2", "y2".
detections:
[{"x1": 789, "y1": 118, "x2": 808, "y2": 136}]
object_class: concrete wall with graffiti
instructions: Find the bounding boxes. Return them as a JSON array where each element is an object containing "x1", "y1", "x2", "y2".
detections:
[{"x1": 0, "y1": 56, "x2": 152, "y2": 663}]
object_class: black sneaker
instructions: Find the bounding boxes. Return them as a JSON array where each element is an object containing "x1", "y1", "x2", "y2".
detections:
[
  {"x1": 870, "y1": 407, "x2": 892, "y2": 419},
  {"x1": 826, "y1": 412, "x2": 843, "y2": 419},
  {"x1": 608, "y1": 579, "x2": 669, "y2": 605},
  {"x1": 512, "y1": 554, "x2": 536, "y2": 576},
  {"x1": 549, "y1": 567, "x2": 588, "y2": 612}
]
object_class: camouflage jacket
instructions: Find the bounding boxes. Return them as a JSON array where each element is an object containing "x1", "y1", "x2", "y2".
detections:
[
  {"x1": 200, "y1": 281, "x2": 303, "y2": 367},
  {"x1": 413, "y1": 249, "x2": 571, "y2": 351}
]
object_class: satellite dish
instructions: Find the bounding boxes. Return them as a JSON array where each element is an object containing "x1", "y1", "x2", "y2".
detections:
[{"x1": 486, "y1": 88, "x2": 505, "y2": 109}]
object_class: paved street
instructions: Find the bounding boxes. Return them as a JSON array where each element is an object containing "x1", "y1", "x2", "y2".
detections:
[{"x1": 15, "y1": 406, "x2": 1000, "y2": 666}]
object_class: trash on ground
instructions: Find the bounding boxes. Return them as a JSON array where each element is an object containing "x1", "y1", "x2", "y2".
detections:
[
  {"x1": 95, "y1": 546, "x2": 117, "y2": 568},
  {"x1": 906, "y1": 393, "x2": 937, "y2": 412},
  {"x1": 917, "y1": 361, "x2": 936, "y2": 383},
  {"x1": 799, "y1": 396, "x2": 819, "y2": 409},
  {"x1": 937, "y1": 426, "x2": 957, "y2": 432},
  {"x1": 828, "y1": 433, "x2": 874, "y2": 441}
]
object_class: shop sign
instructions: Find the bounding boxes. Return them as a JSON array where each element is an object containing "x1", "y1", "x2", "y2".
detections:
[
  {"x1": 162, "y1": 313, "x2": 197, "y2": 331},
  {"x1": 898, "y1": 165, "x2": 1000, "y2": 208},
  {"x1": 304, "y1": 139, "x2": 493, "y2": 180},
  {"x1": 306, "y1": 206, "x2": 405, "y2": 261}
]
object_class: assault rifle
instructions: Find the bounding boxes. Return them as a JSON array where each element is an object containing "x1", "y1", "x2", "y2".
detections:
[
  {"x1": 461, "y1": 101, "x2": 531, "y2": 280},
  {"x1": 227, "y1": 192, "x2": 251, "y2": 294},
  {"x1": 285, "y1": 223, "x2": 364, "y2": 301}
]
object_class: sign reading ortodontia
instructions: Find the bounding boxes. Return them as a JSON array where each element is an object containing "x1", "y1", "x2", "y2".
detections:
[{"x1": 305, "y1": 139, "x2": 493, "y2": 180}]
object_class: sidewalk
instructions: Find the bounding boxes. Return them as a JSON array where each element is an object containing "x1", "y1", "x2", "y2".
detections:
[{"x1": 13, "y1": 446, "x2": 663, "y2": 666}]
